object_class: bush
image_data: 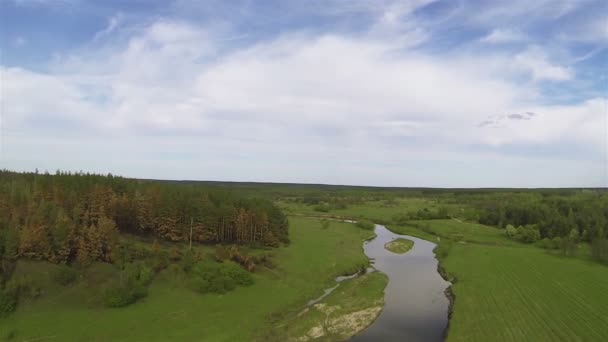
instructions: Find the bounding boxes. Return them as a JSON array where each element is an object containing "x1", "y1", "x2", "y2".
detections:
[
  {"x1": 254, "y1": 253, "x2": 276, "y2": 269},
  {"x1": 591, "y1": 238, "x2": 608, "y2": 264},
  {"x1": 51, "y1": 265, "x2": 78, "y2": 286},
  {"x1": 506, "y1": 225, "x2": 540, "y2": 243},
  {"x1": 505, "y1": 225, "x2": 518, "y2": 239},
  {"x1": 221, "y1": 262, "x2": 254, "y2": 286},
  {"x1": 0, "y1": 287, "x2": 17, "y2": 317},
  {"x1": 124, "y1": 262, "x2": 154, "y2": 285},
  {"x1": 518, "y1": 225, "x2": 540, "y2": 243},
  {"x1": 103, "y1": 262, "x2": 153, "y2": 308},
  {"x1": 320, "y1": 219, "x2": 330, "y2": 230},
  {"x1": 190, "y1": 260, "x2": 253, "y2": 294},
  {"x1": 103, "y1": 282, "x2": 147, "y2": 308},
  {"x1": 392, "y1": 213, "x2": 411, "y2": 225},
  {"x1": 313, "y1": 204, "x2": 330, "y2": 212},
  {"x1": 355, "y1": 220, "x2": 374, "y2": 230}
]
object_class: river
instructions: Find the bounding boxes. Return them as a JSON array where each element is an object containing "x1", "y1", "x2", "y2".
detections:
[{"x1": 352, "y1": 224, "x2": 451, "y2": 342}]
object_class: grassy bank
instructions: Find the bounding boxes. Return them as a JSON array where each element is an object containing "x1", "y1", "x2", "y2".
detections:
[
  {"x1": 0, "y1": 217, "x2": 379, "y2": 341},
  {"x1": 261, "y1": 271, "x2": 388, "y2": 341}
]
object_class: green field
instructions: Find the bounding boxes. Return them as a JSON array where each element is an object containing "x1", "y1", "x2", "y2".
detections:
[
  {"x1": 404, "y1": 219, "x2": 517, "y2": 246},
  {"x1": 278, "y1": 197, "x2": 461, "y2": 223},
  {"x1": 444, "y1": 243, "x2": 608, "y2": 341},
  {"x1": 387, "y1": 219, "x2": 608, "y2": 341},
  {"x1": 0, "y1": 217, "x2": 382, "y2": 341}
]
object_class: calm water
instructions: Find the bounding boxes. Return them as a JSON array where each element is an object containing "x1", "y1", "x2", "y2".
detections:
[{"x1": 352, "y1": 225, "x2": 451, "y2": 342}]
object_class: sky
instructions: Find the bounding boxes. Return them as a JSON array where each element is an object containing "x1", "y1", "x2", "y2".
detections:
[{"x1": 0, "y1": 0, "x2": 607, "y2": 188}]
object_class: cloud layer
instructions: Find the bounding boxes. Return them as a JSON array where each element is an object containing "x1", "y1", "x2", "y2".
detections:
[{"x1": 1, "y1": 0, "x2": 606, "y2": 187}]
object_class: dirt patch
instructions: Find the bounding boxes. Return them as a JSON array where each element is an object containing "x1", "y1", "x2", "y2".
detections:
[{"x1": 298, "y1": 303, "x2": 383, "y2": 341}]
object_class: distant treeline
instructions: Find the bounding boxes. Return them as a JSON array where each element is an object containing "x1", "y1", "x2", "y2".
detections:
[
  {"x1": 0, "y1": 170, "x2": 289, "y2": 266},
  {"x1": 468, "y1": 192, "x2": 608, "y2": 241}
]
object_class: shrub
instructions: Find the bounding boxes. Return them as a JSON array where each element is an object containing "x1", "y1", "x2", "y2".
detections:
[
  {"x1": 591, "y1": 238, "x2": 608, "y2": 264},
  {"x1": 518, "y1": 225, "x2": 540, "y2": 243},
  {"x1": 536, "y1": 238, "x2": 549, "y2": 249},
  {"x1": 221, "y1": 262, "x2": 254, "y2": 286},
  {"x1": 505, "y1": 225, "x2": 518, "y2": 239},
  {"x1": 0, "y1": 287, "x2": 17, "y2": 317},
  {"x1": 254, "y1": 253, "x2": 276, "y2": 269},
  {"x1": 551, "y1": 236, "x2": 562, "y2": 248},
  {"x1": 52, "y1": 265, "x2": 78, "y2": 286},
  {"x1": 124, "y1": 262, "x2": 154, "y2": 285},
  {"x1": 313, "y1": 204, "x2": 330, "y2": 212},
  {"x1": 214, "y1": 245, "x2": 231, "y2": 262},
  {"x1": 103, "y1": 262, "x2": 153, "y2": 308},
  {"x1": 190, "y1": 260, "x2": 253, "y2": 294},
  {"x1": 355, "y1": 220, "x2": 374, "y2": 231},
  {"x1": 391, "y1": 213, "x2": 411, "y2": 225},
  {"x1": 320, "y1": 219, "x2": 330, "y2": 230},
  {"x1": 181, "y1": 250, "x2": 196, "y2": 272},
  {"x1": 103, "y1": 282, "x2": 147, "y2": 308},
  {"x1": 506, "y1": 225, "x2": 540, "y2": 243}
]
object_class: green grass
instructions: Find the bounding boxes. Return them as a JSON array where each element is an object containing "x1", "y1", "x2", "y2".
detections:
[
  {"x1": 263, "y1": 271, "x2": 388, "y2": 341},
  {"x1": 405, "y1": 219, "x2": 516, "y2": 246},
  {"x1": 386, "y1": 218, "x2": 608, "y2": 341},
  {"x1": 444, "y1": 243, "x2": 608, "y2": 341},
  {"x1": 384, "y1": 238, "x2": 414, "y2": 254},
  {"x1": 278, "y1": 198, "x2": 462, "y2": 223},
  {"x1": 0, "y1": 217, "x2": 375, "y2": 341}
]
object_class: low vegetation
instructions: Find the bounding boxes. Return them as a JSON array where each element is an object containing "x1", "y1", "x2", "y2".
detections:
[
  {"x1": 264, "y1": 272, "x2": 388, "y2": 341},
  {"x1": 0, "y1": 217, "x2": 377, "y2": 341},
  {"x1": 384, "y1": 238, "x2": 414, "y2": 254}
]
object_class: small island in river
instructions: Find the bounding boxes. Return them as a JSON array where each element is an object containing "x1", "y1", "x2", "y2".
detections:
[{"x1": 384, "y1": 238, "x2": 414, "y2": 254}]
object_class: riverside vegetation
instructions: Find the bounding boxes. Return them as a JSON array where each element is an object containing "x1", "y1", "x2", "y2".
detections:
[{"x1": 1, "y1": 171, "x2": 608, "y2": 341}]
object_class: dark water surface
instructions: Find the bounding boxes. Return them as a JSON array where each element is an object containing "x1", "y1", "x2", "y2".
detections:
[{"x1": 351, "y1": 225, "x2": 451, "y2": 342}]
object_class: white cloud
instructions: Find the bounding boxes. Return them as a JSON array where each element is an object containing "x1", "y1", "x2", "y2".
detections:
[
  {"x1": 513, "y1": 46, "x2": 573, "y2": 81},
  {"x1": 480, "y1": 29, "x2": 526, "y2": 43},
  {"x1": 1, "y1": 18, "x2": 604, "y2": 186}
]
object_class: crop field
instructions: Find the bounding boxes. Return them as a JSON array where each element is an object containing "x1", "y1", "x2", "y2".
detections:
[
  {"x1": 0, "y1": 217, "x2": 377, "y2": 341},
  {"x1": 444, "y1": 243, "x2": 608, "y2": 341},
  {"x1": 387, "y1": 217, "x2": 608, "y2": 342}
]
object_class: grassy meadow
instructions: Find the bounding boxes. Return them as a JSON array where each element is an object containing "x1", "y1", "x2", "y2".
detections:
[
  {"x1": 278, "y1": 197, "x2": 461, "y2": 223},
  {"x1": 284, "y1": 198, "x2": 608, "y2": 342},
  {"x1": 0, "y1": 217, "x2": 382, "y2": 341}
]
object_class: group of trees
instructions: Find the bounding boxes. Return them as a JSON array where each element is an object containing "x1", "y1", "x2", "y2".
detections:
[
  {"x1": 474, "y1": 192, "x2": 608, "y2": 242},
  {"x1": 472, "y1": 191, "x2": 608, "y2": 264},
  {"x1": 392, "y1": 207, "x2": 450, "y2": 225},
  {"x1": 0, "y1": 170, "x2": 289, "y2": 270}
]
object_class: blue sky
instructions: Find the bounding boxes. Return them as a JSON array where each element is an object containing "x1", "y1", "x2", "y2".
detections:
[{"x1": 0, "y1": 0, "x2": 607, "y2": 187}]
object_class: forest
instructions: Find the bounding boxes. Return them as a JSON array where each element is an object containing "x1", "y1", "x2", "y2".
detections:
[
  {"x1": 0, "y1": 170, "x2": 289, "y2": 316},
  {"x1": 0, "y1": 170, "x2": 288, "y2": 264}
]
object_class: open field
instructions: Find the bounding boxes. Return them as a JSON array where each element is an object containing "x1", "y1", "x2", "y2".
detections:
[
  {"x1": 404, "y1": 219, "x2": 517, "y2": 246},
  {"x1": 0, "y1": 217, "x2": 379, "y2": 341},
  {"x1": 278, "y1": 197, "x2": 464, "y2": 223},
  {"x1": 444, "y1": 243, "x2": 608, "y2": 341}
]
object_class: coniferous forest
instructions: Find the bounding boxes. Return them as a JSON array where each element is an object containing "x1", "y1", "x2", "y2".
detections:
[{"x1": 0, "y1": 170, "x2": 289, "y2": 267}]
